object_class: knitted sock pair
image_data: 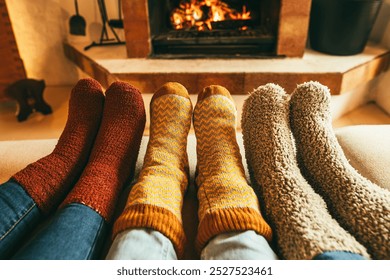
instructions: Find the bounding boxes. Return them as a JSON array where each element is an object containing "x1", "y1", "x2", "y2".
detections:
[
  {"x1": 241, "y1": 82, "x2": 390, "y2": 260},
  {"x1": 12, "y1": 78, "x2": 146, "y2": 223},
  {"x1": 113, "y1": 82, "x2": 272, "y2": 259}
]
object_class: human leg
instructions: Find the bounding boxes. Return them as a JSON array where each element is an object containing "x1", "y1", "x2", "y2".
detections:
[
  {"x1": 313, "y1": 251, "x2": 366, "y2": 260},
  {"x1": 111, "y1": 82, "x2": 192, "y2": 259},
  {"x1": 0, "y1": 181, "x2": 42, "y2": 259},
  {"x1": 106, "y1": 228, "x2": 177, "y2": 260},
  {"x1": 193, "y1": 85, "x2": 273, "y2": 258},
  {"x1": 11, "y1": 81, "x2": 145, "y2": 260},
  {"x1": 6, "y1": 82, "x2": 145, "y2": 259},
  {"x1": 60, "y1": 81, "x2": 146, "y2": 222},
  {"x1": 11, "y1": 78, "x2": 105, "y2": 215},
  {"x1": 201, "y1": 231, "x2": 278, "y2": 260},
  {"x1": 0, "y1": 79, "x2": 104, "y2": 259},
  {"x1": 241, "y1": 83, "x2": 369, "y2": 260},
  {"x1": 289, "y1": 81, "x2": 390, "y2": 259},
  {"x1": 12, "y1": 203, "x2": 107, "y2": 260}
]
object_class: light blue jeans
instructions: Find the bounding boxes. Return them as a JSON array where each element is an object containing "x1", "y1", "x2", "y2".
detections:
[
  {"x1": 106, "y1": 230, "x2": 366, "y2": 260},
  {"x1": 106, "y1": 229, "x2": 279, "y2": 260}
]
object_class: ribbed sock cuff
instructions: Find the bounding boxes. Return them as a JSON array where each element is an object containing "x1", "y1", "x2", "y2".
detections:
[
  {"x1": 195, "y1": 207, "x2": 273, "y2": 253},
  {"x1": 112, "y1": 204, "x2": 187, "y2": 259}
]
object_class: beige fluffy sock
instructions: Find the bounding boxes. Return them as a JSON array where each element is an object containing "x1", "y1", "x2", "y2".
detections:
[
  {"x1": 241, "y1": 83, "x2": 369, "y2": 260},
  {"x1": 290, "y1": 81, "x2": 390, "y2": 259}
]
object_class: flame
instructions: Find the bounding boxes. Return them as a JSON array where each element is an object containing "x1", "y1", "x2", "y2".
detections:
[{"x1": 170, "y1": 0, "x2": 251, "y2": 31}]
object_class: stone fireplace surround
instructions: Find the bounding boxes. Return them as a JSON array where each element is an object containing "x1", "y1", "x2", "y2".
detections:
[
  {"x1": 63, "y1": 0, "x2": 389, "y2": 99},
  {"x1": 122, "y1": 0, "x2": 312, "y2": 58}
]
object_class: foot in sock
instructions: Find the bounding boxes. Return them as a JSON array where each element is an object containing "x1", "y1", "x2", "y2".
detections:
[
  {"x1": 112, "y1": 82, "x2": 192, "y2": 258},
  {"x1": 193, "y1": 85, "x2": 272, "y2": 254},
  {"x1": 241, "y1": 83, "x2": 369, "y2": 259},
  {"x1": 11, "y1": 78, "x2": 105, "y2": 215},
  {"x1": 290, "y1": 81, "x2": 390, "y2": 259},
  {"x1": 61, "y1": 81, "x2": 146, "y2": 223}
]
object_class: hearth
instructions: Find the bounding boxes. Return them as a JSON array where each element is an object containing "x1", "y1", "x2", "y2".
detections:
[
  {"x1": 121, "y1": 0, "x2": 312, "y2": 58},
  {"x1": 148, "y1": 0, "x2": 278, "y2": 57}
]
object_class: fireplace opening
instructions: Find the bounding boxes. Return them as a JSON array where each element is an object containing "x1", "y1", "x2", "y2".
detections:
[{"x1": 147, "y1": 0, "x2": 281, "y2": 57}]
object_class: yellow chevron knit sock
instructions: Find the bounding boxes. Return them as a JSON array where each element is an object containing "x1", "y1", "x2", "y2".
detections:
[
  {"x1": 193, "y1": 85, "x2": 272, "y2": 253},
  {"x1": 112, "y1": 82, "x2": 192, "y2": 259}
]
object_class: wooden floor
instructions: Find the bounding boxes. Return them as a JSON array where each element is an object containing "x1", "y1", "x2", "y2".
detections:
[{"x1": 0, "y1": 86, "x2": 389, "y2": 141}]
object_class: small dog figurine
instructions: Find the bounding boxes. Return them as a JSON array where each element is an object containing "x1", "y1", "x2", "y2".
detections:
[{"x1": 5, "y1": 79, "x2": 52, "y2": 122}]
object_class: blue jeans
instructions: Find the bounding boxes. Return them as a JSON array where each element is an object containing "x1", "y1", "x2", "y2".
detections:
[
  {"x1": 0, "y1": 180, "x2": 108, "y2": 260},
  {"x1": 0, "y1": 181, "x2": 43, "y2": 259},
  {"x1": 314, "y1": 251, "x2": 366, "y2": 260}
]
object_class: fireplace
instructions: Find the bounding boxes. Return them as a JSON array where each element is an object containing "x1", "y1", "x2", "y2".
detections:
[
  {"x1": 148, "y1": 0, "x2": 279, "y2": 57},
  {"x1": 121, "y1": 0, "x2": 312, "y2": 58}
]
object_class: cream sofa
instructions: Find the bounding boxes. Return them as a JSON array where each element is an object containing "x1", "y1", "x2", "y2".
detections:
[{"x1": 0, "y1": 126, "x2": 389, "y2": 259}]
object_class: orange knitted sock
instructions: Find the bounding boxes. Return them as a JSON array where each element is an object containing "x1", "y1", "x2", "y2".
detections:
[
  {"x1": 112, "y1": 82, "x2": 192, "y2": 258},
  {"x1": 12, "y1": 78, "x2": 104, "y2": 215},
  {"x1": 61, "y1": 81, "x2": 146, "y2": 222},
  {"x1": 193, "y1": 85, "x2": 272, "y2": 253}
]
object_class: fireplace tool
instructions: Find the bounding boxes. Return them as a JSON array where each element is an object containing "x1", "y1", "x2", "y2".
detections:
[
  {"x1": 84, "y1": 0, "x2": 125, "y2": 50},
  {"x1": 108, "y1": 0, "x2": 123, "y2": 29},
  {"x1": 69, "y1": 0, "x2": 86, "y2": 36}
]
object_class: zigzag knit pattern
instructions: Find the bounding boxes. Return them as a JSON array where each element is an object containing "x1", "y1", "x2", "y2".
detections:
[
  {"x1": 113, "y1": 82, "x2": 192, "y2": 259},
  {"x1": 194, "y1": 85, "x2": 272, "y2": 253}
]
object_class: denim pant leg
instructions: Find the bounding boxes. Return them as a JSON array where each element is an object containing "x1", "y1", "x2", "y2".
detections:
[
  {"x1": 12, "y1": 203, "x2": 108, "y2": 260},
  {"x1": 201, "y1": 230, "x2": 279, "y2": 260},
  {"x1": 0, "y1": 180, "x2": 43, "y2": 259},
  {"x1": 313, "y1": 251, "x2": 367, "y2": 260},
  {"x1": 106, "y1": 228, "x2": 177, "y2": 260}
]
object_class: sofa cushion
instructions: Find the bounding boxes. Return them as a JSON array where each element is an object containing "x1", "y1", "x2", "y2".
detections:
[
  {"x1": 335, "y1": 124, "x2": 390, "y2": 191},
  {"x1": 2, "y1": 128, "x2": 387, "y2": 189},
  {"x1": 0, "y1": 126, "x2": 388, "y2": 259},
  {"x1": 0, "y1": 139, "x2": 56, "y2": 184}
]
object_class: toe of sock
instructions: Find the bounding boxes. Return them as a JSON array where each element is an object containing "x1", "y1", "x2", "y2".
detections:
[
  {"x1": 72, "y1": 78, "x2": 103, "y2": 95},
  {"x1": 197, "y1": 85, "x2": 233, "y2": 102},
  {"x1": 106, "y1": 81, "x2": 141, "y2": 96},
  {"x1": 252, "y1": 83, "x2": 286, "y2": 98},
  {"x1": 291, "y1": 81, "x2": 331, "y2": 112},
  {"x1": 245, "y1": 83, "x2": 287, "y2": 113},
  {"x1": 152, "y1": 82, "x2": 190, "y2": 103}
]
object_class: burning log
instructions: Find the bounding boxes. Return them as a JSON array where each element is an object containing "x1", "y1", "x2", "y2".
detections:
[{"x1": 170, "y1": 0, "x2": 252, "y2": 31}]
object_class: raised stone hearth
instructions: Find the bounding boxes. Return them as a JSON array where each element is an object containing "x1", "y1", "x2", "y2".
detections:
[
  {"x1": 64, "y1": 0, "x2": 389, "y2": 96},
  {"x1": 64, "y1": 42, "x2": 390, "y2": 95}
]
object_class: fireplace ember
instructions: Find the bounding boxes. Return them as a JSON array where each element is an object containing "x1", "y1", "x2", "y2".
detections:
[
  {"x1": 144, "y1": 0, "x2": 311, "y2": 57},
  {"x1": 170, "y1": 0, "x2": 252, "y2": 31}
]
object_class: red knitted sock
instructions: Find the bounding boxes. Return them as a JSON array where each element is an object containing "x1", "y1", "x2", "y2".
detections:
[
  {"x1": 61, "y1": 81, "x2": 146, "y2": 222},
  {"x1": 12, "y1": 78, "x2": 105, "y2": 215}
]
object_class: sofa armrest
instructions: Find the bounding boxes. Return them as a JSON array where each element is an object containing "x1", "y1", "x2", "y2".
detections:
[{"x1": 335, "y1": 125, "x2": 390, "y2": 191}]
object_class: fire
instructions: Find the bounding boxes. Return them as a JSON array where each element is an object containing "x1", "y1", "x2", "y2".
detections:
[{"x1": 170, "y1": 0, "x2": 251, "y2": 31}]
